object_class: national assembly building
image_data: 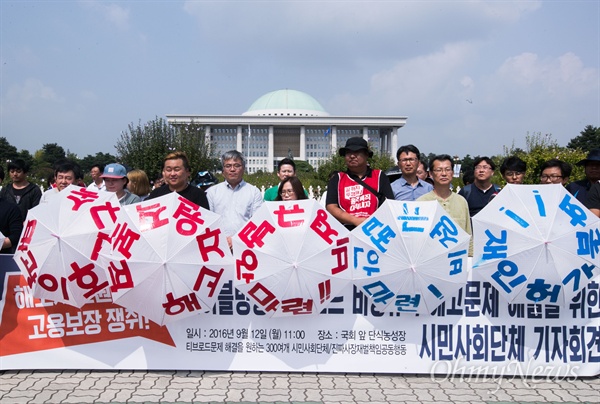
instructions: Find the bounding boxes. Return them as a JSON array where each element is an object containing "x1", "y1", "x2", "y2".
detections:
[{"x1": 166, "y1": 89, "x2": 407, "y2": 173}]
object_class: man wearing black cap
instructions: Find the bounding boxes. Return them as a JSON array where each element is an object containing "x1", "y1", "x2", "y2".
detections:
[
  {"x1": 566, "y1": 148, "x2": 600, "y2": 206},
  {"x1": 325, "y1": 137, "x2": 394, "y2": 230}
]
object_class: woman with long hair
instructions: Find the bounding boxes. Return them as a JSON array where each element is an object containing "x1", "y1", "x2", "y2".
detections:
[{"x1": 275, "y1": 176, "x2": 308, "y2": 201}]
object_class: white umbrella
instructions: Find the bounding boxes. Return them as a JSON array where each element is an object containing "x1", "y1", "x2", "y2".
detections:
[
  {"x1": 351, "y1": 199, "x2": 471, "y2": 314},
  {"x1": 101, "y1": 192, "x2": 233, "y2": 325},
  {"x1": 13, "y1": 185, "x2": 120, "y2": 307},
  {"x1": 232, "y1": 199, "x2": 352, "y2": 317},
  {"x1": 472, "y1": 184, "x2": 600, "y2": 305}
]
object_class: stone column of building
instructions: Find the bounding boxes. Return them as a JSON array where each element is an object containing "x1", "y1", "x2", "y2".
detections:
[
  {"x1": 363, "y1": 126, "x2": 369, "y2": 141},
  {"x1": 331, "y1": 126, "x2": 337, "y2": 154},
  {"x1": 236, "y1": 125, "x2": 243, "y2": 154},
  {"x1": 268, "y1": 126, "x2": 274, "y2": 173},
  {"x1": 300, "y1": 126, "x2": 306, "y2": 161},
  {"x1": 391, "y1": 127, "x2": 398, "y2": 162},
  {"x1": 205, "y1": 125, "x2": 211, "y2": 155}
]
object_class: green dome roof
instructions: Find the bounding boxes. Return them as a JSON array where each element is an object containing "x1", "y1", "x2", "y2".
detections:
[{"x1": 243, "y1": 89, "x2": 329, "y2": 117}]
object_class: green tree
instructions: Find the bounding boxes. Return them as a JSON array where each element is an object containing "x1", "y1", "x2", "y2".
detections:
[
  {"x1": 316, "y1": 154, "x2": 348, "y2": 183},
  {"x1": 79, "y1": 152, "x2": 118, "y2": 173},
  {"x1": 0, "y1": 137, "x2": 19, "y2": 165},
  {"x1": 293, "y1": 160, "x2": 314, "y2": 174},
  {"x1": 503, "y1": 132, "x2": 586, "y2": 184},
  {"x1": 315, "y1": 151, "x2": 394, "y2": 183},
  {"x1": 567, "y1": 125, "x2": 600, "y2": 153},
  {"x1": 174, "y1": 121, "x2": 220, "y2": 175},
  {"x1": 41, "y1": 143, "x2": 67, "y2": 165},
  {"x1": 116, "y1": 117, "x2": 218, "y2": 181},
  {"x1": 459, "y1": 154, "x2": 476, "y2": 174}
]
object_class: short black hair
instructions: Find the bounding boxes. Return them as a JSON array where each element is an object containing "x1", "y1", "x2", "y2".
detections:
[
  {"x1": 396, "y1": 144, "x2": 421, "y2": 161},
  {"x1": 53, "y1": 159, "x2": 82, "y2": 180},
  {"x1": 462, "y1": 170, "x2": 474, "y2": 185},
  {"x1": 0, "y1": 165, "x2": 4, "y2": 182},
  {"x1": 429, "y1": 154, "x2": 454, "y2": 172},
  {"x1": 8, "y1": 159, "x2": 29, "y2": 173},
  {"x1": 54, "y1": 162, "x2": 77, "y2": 178},
  {"x1": 473, "y1": 156, "x2": 496, "y2": 171},
  {"x1": 500, "y1": 156, "x2": 526, "y2": 174},
  {"x1": 91, "y1": 164, "x2": 105, "y2": 172},
  {"x1": 540, "y1": 159, "x2": 572, "y2": 178},
  {"x1": 277, "y1": 158, "x2": 296, "y2": 171}
]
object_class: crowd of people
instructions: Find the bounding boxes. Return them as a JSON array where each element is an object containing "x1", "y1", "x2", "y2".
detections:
[{"x1": 0, "y1": 140, "x2": 598, "y2": 255}]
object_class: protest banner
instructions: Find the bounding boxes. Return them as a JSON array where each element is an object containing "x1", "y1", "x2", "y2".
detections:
[{"x1": 1, "y1": 255, "x2": 598, "y2": 376}]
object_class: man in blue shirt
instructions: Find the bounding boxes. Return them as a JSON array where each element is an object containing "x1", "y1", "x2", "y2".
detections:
[
  {"x1": 391, "y1": 144, "x2": 433, "y2": 201},
  {"x1": 207, "y1": 150, "x2": 263, "y2": 250}
]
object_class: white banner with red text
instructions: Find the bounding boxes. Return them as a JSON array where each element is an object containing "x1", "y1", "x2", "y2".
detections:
[{"x1": 0, "y1": 256, "x2": 598, "y2": 376}]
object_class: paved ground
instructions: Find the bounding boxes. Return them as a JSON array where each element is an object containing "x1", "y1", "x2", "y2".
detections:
[{"x1": 0, "y1": 370, "x2": 598, "y2": 404}]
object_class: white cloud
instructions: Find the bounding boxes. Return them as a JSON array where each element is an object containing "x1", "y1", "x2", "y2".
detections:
[
  {"x1": 477, "y1": 0, "x2": 541, "y2": 22},
  {"x1": 184, "y1": 0, "x2": 539, "y2": 33},
  {"x1": 80, "y1": 1, "x2": 130, "y2": 30},
  {"x1": 1, "y1": 78, "x2": 63, "y2": 113},
  {"x1": 104, "y1": 4, "x2": 130, "y2": 29},
  {"x1": 498, "y1": 52, "x2": 598, "y2": 96},
  {"x1": 325, "y1": 44, "x2": 598, "y2": 156},
  {"x1": 182, "y1": 1, "x2": 539, "y2": 63},
  {"x1": 327, "y1": 42, "x2": 477, "y2": 115}
]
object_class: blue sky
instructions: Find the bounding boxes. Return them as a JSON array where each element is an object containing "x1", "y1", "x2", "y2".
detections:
[{"x1": 1, "y1": 1, "x2": 598, "y2": 159}]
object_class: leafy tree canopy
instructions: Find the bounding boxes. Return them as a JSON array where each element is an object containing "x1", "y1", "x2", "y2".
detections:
[
  {"x1": 41, "y1": 143, "x2": 66, "y2": 166},
  {"x1": 293, "y1": 160, "x2": 314, "y2": 174},
  {"x1": 116, "y1": 117, "x2": 218, "y2": 181},
  {"x1": 567, "y1": 125, "x2": 600, "y2": 153},
  {"x1": 503, "y1": 132, "x2": 586, "y2": 185},
  {"x1": 0, "y1": 137, "x2": 19, "y2": 164},
  {"x1": 79, "y1": 152, "x2": 118, "y2": 173}
]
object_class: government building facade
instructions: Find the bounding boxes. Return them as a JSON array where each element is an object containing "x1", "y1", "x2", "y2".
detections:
[{"x1": 166, "y1": 89, "x2": 407, "y2": 173}]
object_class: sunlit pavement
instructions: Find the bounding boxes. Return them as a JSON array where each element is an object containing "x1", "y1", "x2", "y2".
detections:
[{"x1": 0, "y1": 370, "x2": 598, "y2": 403}]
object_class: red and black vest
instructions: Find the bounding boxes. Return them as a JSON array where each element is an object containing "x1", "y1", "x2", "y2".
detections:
[{"x1": 336, "y1": 170, "x2": 384, "y2": 218}]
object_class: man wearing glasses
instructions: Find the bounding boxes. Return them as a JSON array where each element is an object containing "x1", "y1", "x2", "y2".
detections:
[
  {"x1": 417, "y1": 154, "x2": 471, "y2": 235},
  {"x1": 207, "y1": 150, "x2": 263, "y2": 249},
  {"x1": 458, "y1": 156, "x2": 501, "y2": 217},
  {"x1": 391, "y1": 144, "x2": 433, "y2": 201},
  {"x1": 538, "y1": 159, "x2": 571, "y2": 186},
  {"x1": 500, "y1": 156, "x2": 527, "y2": 185}
]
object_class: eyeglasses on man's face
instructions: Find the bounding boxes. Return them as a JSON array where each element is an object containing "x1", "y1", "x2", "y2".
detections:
[
  {"x1": 540, "y1": 174, "x2": 563, "y2": 182},
  {"x1": 400, "y1": 158, "x2": 417, "y2": 164},
  {"x1": 224, "y1": 164, "x2": 243, "y2": 170},
  {"x1": 504, "y1": 171, "x2": 524, "y2": 177},
  {"x1": 475, "y1": 165, "x2": 492, "y2": 171}
]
